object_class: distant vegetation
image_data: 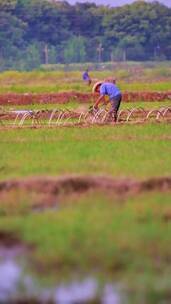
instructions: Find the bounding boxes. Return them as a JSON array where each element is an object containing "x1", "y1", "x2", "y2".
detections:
[
  {"x1": 1, "y1": 63, "x2": 171, "y2": 93},
  {"x1": 0, "y1": 0, "x2": 171, "y2": 70}
]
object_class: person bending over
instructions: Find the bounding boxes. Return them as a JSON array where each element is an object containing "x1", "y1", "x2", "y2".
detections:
[{"x1": 92, "y1": 78, "x2": 122, "y2": 122}]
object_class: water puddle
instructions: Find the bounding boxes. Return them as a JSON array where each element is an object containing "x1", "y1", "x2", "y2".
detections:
[
  {"x1": 0, "y1": 246, "x2": 170, "y2": 303},
  {"x1": 0, "y1": 247, "x2": 122, "y2": 303},
  {"x1": 54, "y1": 279, "x2": 122, "y2": 304}
]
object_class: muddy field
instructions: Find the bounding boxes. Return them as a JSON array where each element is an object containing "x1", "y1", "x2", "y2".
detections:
[{"x1": 0, "y1": 91, "x2": 171, "y2": 105}]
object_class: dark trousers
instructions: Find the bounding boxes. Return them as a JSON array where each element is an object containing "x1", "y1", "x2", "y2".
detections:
[
  {"x1": 109, "y1": 94, "x2": 122, "y2": 112},
  {"x1": 109, "y1": 94, "x2": 122, "y2": 121}
]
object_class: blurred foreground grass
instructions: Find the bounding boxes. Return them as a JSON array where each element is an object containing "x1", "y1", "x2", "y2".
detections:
[{"x1": 0, "y1": 189, "x2": 171, "y2": 295}]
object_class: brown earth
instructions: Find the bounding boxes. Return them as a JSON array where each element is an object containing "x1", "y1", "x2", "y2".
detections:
[
  {"x1": 0, "y1": 175, "x2": 170, "y2": 208},
  {"x1": 0, "y1": 231, "x2": 22, "y2": 247},
  {"x1": 0, "y1": 92, "x2": 93, "y2": 106},
  {"x1": 0, "y1": 91, "x2": 171, "y2": 105}
]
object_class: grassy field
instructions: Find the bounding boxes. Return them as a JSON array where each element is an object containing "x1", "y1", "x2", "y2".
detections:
[
  {"x1": 0, "y1": 66, "x2": 171, "y2": 302},
  {"x1": 0, "y1": 124, "x2": 171, "y2": 180},
  {"x1": 0, "y1": 122, "x2": 171, "y2": 302},
  {"x1": 0, "y1": 66, "x2": 171, "y2": 93}
]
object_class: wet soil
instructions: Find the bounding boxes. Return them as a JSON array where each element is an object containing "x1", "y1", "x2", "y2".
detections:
[{"x1": 0, "y1": 91, "x2": 171, "y2": 105}]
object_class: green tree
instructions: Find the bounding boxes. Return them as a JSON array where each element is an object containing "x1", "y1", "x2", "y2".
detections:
[
  {"x1": 102, "y1": 1, "x2": 171, "y2": 60},
  {"x1": 63, "y1": 36, "x2": 86, "y2": 63},
  {"x1": 0, "y1": 0, "x2": 17, "y2": 11},
  {"x1": 0, "y1": 11, "x2": 26, "y2": 58},
  {"x1": 1, "y1": 0, "x2": 171, "y2": 69}
]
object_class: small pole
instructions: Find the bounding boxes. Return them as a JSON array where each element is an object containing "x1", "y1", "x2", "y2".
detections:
[
  {"x1": 97, "y1": 43, "x2": 104, "y2": 62},
  {"x1": 44, "y1": 44, "x2": 49, "y2": 65}
]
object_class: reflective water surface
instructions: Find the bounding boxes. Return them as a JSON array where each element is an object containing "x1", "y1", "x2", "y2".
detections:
[
  {"x1": 0, "y1": 246, "x2": 122, "y2": 303},
  {"x1": 0, "y1": 246, "x2": 170, "y2": 304}
]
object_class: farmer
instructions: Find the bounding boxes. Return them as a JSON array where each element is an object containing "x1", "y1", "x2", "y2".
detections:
[
  {"x1": 82, "y1": 68, "x2": 92, "y2": 85},
  {"x1": 92, "y1": 78, "x2": 122, "y2": 122}
]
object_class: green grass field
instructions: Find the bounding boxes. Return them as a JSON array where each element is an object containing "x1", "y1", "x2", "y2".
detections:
[
  {"x1": 0, "y1": 67, "x2": 171, "y2": 302},
  {"x1": 0, "y1": 67, "x2": 171, "y2": 93},
  {"x1": 0, "y1": 124, "x2": 171, "y2": 180}
]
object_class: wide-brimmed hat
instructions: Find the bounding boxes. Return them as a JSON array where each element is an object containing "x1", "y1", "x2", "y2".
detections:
[{"x1": 92, "y1": 81, "x2": 103, "y2": 93}]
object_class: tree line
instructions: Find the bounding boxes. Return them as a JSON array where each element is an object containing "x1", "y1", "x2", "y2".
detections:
[{"x1": 0, "y1": 0, "x2": 171, "y2": 70}]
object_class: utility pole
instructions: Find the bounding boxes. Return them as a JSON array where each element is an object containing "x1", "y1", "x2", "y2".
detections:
[
  {"x1": 123, "y1": 48, "x2": 126, "y2": 61},
  {"x1": 154, "y1": 44, "x2": 160, "y2": 59},
  {"x1": 44, "y1": 44, "x2": 49, "y2": 65},
  {"x1": 110, "y1": 51, "x2": 113, "y2": 62},
  {"x1": 97, "y1": 43, "x2": 104, "y2": 62}
]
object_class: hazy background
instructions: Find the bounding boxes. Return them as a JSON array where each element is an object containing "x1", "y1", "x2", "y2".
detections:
[{"x1": 67, "y1": 0, "x2": 171, "y2": 7}]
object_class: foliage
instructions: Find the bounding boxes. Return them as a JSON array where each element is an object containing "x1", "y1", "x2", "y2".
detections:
[
  {"x1": 0, "y1": 0, "x2": 171, "y2": 69},
  {"x1": 63, "y1": 36, "x2": 86, "y2": 63}
]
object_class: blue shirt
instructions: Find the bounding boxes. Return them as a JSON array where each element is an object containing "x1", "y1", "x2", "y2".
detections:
[
  {"x1": 100, "y1": 82, "x2": 121, "y2": 100},
  {"x1": 82, "y1": 71, "x2": 90, "y2": 81}
]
